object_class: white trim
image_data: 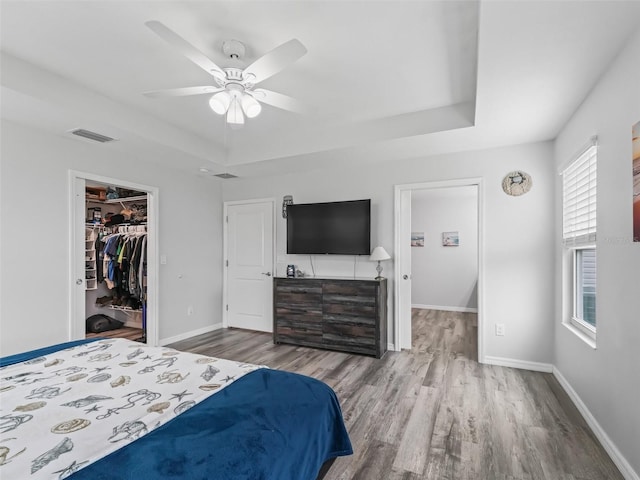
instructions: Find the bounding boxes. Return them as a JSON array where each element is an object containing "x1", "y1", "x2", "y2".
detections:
[
  {"x1": 394, "y1": 178, "x2": 484, "y2": 361},
  {"x1": 387, "y1": 342, "x2": 395, "y2": 352},
  {"x1": 561, "y1": 321, "x2": 597, "y2": 349},
  {"x1": 557, "y1": 135, "x2": 598, "y2": 174},
  {"x1": 68, "y1": 170, "x2": 159, "y2": 347},
  {"x1": 412, "y1": 304, "x2": 478, "y2": 313},
  {"x1": 222, "y1": 198, "x2": 276, "y2": 329},
  {"x1": 483, "y1": 356, "x2": 553, "y2": 373},
  {"x1": 159, "y1": 323, "x2": 223, "y2": 346},
  {"x1": 553, "y1": 367, "x2": 639, "y2": 480}
]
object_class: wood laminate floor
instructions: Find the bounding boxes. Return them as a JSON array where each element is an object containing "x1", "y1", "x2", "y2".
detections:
[
  {"x1": 86, "y1": 327, "x2": 145, "y2": 342},
  {"x1": 168, "y1": 309, "x2": 623, "y2": 480}
]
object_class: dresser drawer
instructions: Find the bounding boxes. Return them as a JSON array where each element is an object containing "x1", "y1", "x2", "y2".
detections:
[
  {"x1": 275, "y1": 317, "x2": 323, "y2": 346},
  {"x1": 323, "y1": 302, "x2": 377, "y2": 325},
  {"x1": 274, "y1": 279, "x2": 323, "y2": 307},
  {"x1": 322, "y1": 282, "x2": 377, "y2": 297}
]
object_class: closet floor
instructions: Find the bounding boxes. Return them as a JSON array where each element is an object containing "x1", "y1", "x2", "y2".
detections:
[{"x1": 86, "y1": 327, "x2": 145, "y2": 342}]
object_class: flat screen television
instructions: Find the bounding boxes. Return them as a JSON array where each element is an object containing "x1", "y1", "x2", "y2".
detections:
[{"x1": 287, "y1": 199, "x2": 371, "y2": 255}]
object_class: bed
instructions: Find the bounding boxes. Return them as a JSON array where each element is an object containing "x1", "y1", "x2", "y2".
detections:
[{"x1": 0, "y1": 338, "x2": 352, "y2": 479}]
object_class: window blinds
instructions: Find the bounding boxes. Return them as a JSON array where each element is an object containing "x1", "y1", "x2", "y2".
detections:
[{"x1": 562, "y1": 144, "x2": 597, "y2": 246}]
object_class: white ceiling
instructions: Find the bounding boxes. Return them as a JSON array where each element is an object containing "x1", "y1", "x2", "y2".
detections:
[{"x1": 1, "y1": 1, "x2": 639, "y2": 178}]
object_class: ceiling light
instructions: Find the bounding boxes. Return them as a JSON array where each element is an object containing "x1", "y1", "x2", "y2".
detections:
[
  {"x1": 209, "y1": 91, "x2": 231, "y2": 114},
  {"x1": 241, "y1": 94, "x2": 262, "y2": 118},
  {"x1": 227, "y1": 98, "x2": 244, "y2": 125},
  {"x1": 208, "y1": 88, "x2": 261, "y2": 123}
]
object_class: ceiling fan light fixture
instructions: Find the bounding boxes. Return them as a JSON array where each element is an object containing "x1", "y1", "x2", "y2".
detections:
[
  {"x1": 227, "y1": 98, "x2": 244, "y2": 125},
  {"x1": 209, "y1": 91, "x2": 231, "y2": 115},
  {"x1": 241, "y1": 94, "x2": 262, "y2": 118}
]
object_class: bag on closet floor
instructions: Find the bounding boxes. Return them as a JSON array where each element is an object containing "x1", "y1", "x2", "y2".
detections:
[{"x1": 86, "y1": 314, "x2": 123, "y2": 333}]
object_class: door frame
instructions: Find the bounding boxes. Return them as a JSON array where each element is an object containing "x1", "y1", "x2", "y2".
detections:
[
  {"x1": 69, "y1": 170, "x2": 159, "y2": 346},
  {"x1": 393, "y1": 178, "x2": 485, "y2": 363},
  {"x1": 222, "y1": 198, "x2": 276, "y2": 329}
]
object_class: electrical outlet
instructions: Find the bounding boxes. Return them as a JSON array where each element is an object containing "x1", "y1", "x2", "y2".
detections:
[
  {"x1": 495, "y1": 323, "x2": 505, "y2": 336},
  {"x1": 187, "y1": 306, "x2": 194, "y2": 316}
]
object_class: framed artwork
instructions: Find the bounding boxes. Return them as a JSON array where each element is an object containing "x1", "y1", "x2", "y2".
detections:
[
  {"x1": 633, "y1": 120, "x2": 639, "y2": 242},
  {"x1": 411, "y1": 232, "x2": 424, "y2": 247},
  {"x1": 442, "y1": 231, "x2": 459, "y2": 246}
]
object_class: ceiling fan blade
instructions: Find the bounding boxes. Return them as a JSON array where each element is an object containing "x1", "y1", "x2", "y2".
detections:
[
  {"x1": 251, "y1": 89, "x2": 307, "y2": 114},
  {"x1": 243, "y1": 39, "x2": 307, "y2": 84},
  {"x1": 143, "y1": 86, "x2": 224, "y2": 98},
  {"x1": 145, "y1": 20, "x2": 225, "y2": 79}
]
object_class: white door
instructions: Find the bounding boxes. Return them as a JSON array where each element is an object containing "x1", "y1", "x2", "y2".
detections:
[
  {"x1": 71, "y1": 176, "x2": 87, "y2": 340},
  {"x1": 397, "y1": 188, "x2": 413, "y2": 350},
  {"x1": 226, "y1": 200, "x2": 274, "y2": 332}
]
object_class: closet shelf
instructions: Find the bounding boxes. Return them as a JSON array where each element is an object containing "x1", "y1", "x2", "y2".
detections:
[
  {"x1": 86, "y1": 195, "x2": 146, "y2": 205},
  {"x1": 104, "y1": 195, "x2": 147, "y2": 204},
  {"x1": 102, "y1": 305, "x2": 142, "y2": 314}
]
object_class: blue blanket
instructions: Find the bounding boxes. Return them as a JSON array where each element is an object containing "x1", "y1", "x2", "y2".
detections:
[{"x1": 1, "y1": 340, "x2": 353, "y2": 480}]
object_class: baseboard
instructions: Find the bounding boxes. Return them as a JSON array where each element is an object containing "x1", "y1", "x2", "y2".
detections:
[
  {"x1": 412, "y1": 304, "x2": 478, "y2": 313},
  {"x1": 159, "y1": 323, "x2": 223, "y2": 346},
  {"x1": 483, "y1": 355, "x2": 553, "y2": 373},
  {"x1": 553, "y1": 367, "x2": 639, "y2": 480}
]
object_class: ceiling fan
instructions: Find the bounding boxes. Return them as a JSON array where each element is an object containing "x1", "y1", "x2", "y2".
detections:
[{"x1": 143, "y1": 20, "x2": 307, "y2": 126}]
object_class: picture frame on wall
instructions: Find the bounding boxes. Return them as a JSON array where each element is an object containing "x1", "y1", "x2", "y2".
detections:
[
  {"x1": 442, "y1": 231, "x2": 459, "y2": 246},
  {"x1": 633, "y1": 120, "x2": 639, "y2": 242},
  {"x1": 411, "y1": 232, "x2": 424, "y2": 247}
]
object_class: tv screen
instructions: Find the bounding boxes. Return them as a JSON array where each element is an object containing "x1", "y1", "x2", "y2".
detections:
[{"x1": 287, "y1": 199, "x2": 371, "y2": 255}]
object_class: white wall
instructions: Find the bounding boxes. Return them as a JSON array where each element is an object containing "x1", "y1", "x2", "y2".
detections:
[
  {"x1": 0, "y1": 120, "x2": 223, "y2": 355},
  {"x1": 223, "y1": 140, "x2": 555, "y2": 363},
  {"x1": 554, "y1": 29, "x2": 640, "y2": 478},
  {"x1": 411, "y1": 186, "x2": 478, "y2": 311}
]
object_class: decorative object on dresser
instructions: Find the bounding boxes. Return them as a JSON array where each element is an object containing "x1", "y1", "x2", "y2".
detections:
[
  {"x1": 369, "y1": 246, "x2": 391, "y2": 279},
  {"x1": 273, "y1": 277, "x2": 387, "y2": 358}
]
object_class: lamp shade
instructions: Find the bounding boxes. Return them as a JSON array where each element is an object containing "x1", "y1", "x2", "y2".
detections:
[
  {"x1": 241, "y1": 94, "x2": 262, "y2": 118},
  {"x1": 370, "y1": 246, "x2": 391, "y2": 261},
  {"x1": 209, "y1": 91, "x2": 231, "y2": 115}
]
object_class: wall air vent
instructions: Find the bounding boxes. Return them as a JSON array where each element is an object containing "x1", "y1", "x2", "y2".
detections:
[
  {"x1": 214, "y1": 173, "x2": 238, "y2": 179},
  {"x1": 69, "y1": 128, "x2": 116, "y2": 143}
]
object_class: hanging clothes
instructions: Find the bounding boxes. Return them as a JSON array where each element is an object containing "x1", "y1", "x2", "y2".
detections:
[{"x1": 100, "y1": 227, "x2": 147, "y2": 308}]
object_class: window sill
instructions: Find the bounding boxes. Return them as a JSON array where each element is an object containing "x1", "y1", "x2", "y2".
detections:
[{"x1": 562, "y1": 321, "x2": 597, "y2": 349}]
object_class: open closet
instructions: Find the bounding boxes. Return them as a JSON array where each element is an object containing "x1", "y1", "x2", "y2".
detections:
[{"x1": 84, "y1": 181, "x2": 149, "y2": 342}]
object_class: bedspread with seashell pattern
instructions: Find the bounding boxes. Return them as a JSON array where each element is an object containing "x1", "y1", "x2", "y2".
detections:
[{"x1": 0, "y1": 338, "x2": 265, "y2": 479}]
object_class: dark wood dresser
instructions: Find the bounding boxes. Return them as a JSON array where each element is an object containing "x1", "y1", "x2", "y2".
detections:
[{"x1": 273, "y1": 277, "x2": 387, "y2": 358}]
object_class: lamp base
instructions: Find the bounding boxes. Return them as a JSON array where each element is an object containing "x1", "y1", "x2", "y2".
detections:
[{"x1": 375, "y1": 261, "x2": 383, "y2": 280}]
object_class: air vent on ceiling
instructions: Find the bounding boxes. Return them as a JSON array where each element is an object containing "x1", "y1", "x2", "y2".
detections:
[
  {"x1": 214, "y1": 173, "x2": 238, "y2": 179},
  {"x1": 69, "y1": 128, "x2": 116, "y2": 143}
]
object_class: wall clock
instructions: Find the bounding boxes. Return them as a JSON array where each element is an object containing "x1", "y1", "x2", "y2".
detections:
[{"x1": 502, "y1": 171, "x2": 532, "y2": 196}]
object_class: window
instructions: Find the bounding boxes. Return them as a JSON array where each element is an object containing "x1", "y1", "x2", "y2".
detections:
[{"x1": 562, "y1": 140, "x2": 597, "y2": 341}]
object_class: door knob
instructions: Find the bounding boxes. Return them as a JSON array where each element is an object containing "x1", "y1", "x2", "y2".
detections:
[
  {"x1": 76, "y1": 278, "x2": 83, "y2": 285},
  {"x1": 403, "y1": 275, "x2": 409, "y2": 280},
  {"x1": 262, "y1": 272, "x2": 272, "y2": 277}
]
